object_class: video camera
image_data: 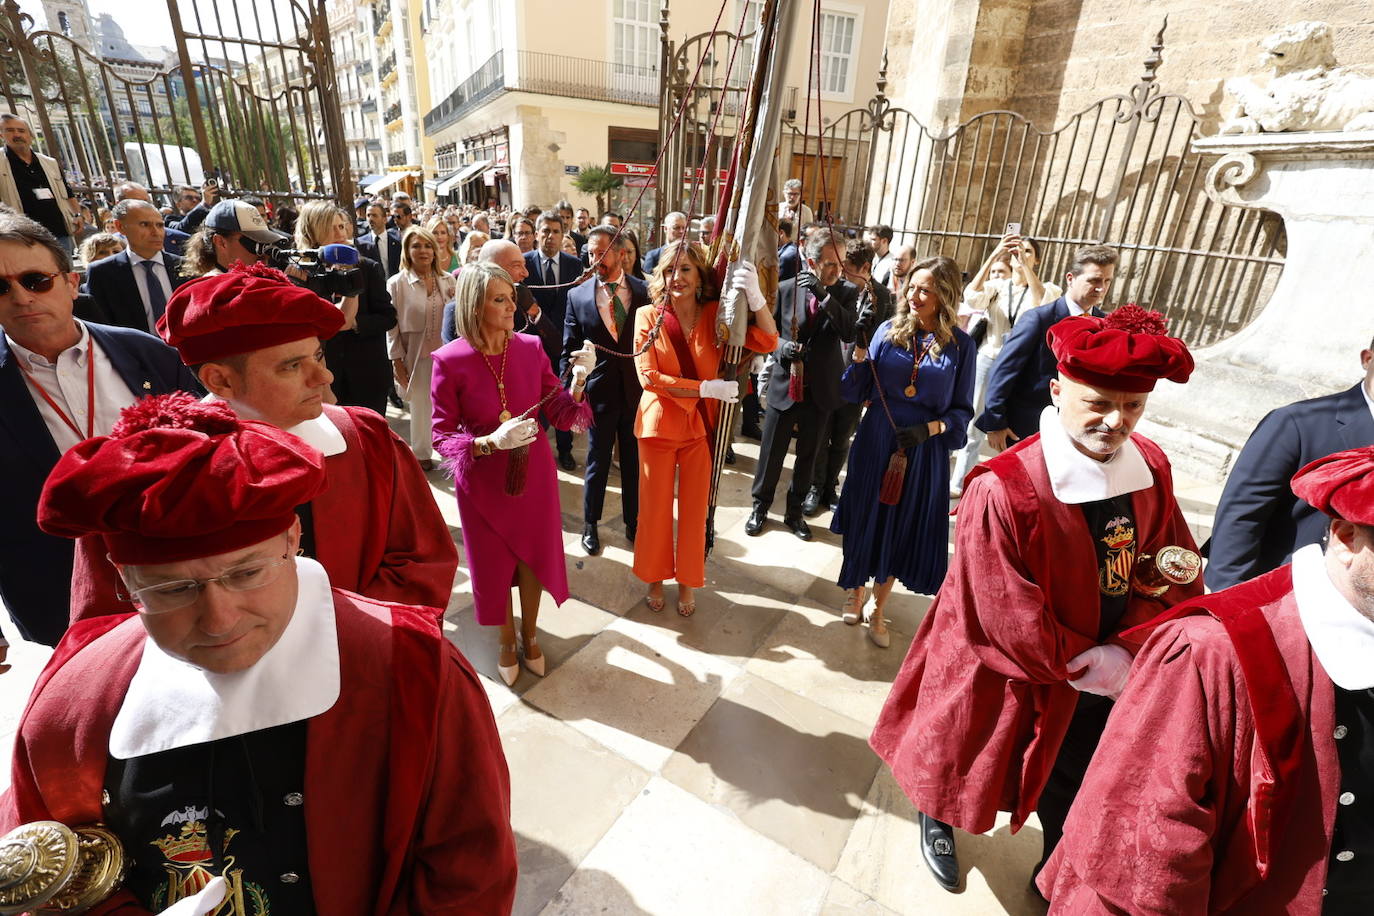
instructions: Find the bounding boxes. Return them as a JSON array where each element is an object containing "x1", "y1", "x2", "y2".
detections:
[{"x1": 261, "y1": 242, "x2": 365, "y2": 299}]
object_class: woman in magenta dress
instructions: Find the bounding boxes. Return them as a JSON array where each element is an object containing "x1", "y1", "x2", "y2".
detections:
[{"x1": 431, "y1": 261, "x2": 595, "y2": 686}]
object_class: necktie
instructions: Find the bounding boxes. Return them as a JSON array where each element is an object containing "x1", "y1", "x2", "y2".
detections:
[
  {"x1": 143, "y1": 259, "x2": 167, "y2": 323},
  {"x1": 544, "y1": 257, "x2": 557, "y2": 287},
  {"x1": 607, "y1": 281, "x2": 625, "y2": 334}
]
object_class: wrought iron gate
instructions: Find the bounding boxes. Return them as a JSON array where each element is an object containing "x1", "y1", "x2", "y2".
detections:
[
  {"x1": 0, "y1": 0, "x2": 349, "y2": 206},
  {"x1": 662, "y1": 18, "x2": 1284, "y2": 348}
]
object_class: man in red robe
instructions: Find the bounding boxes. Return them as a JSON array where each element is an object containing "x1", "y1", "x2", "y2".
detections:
[
  {"x1": 870, "y1": 306, "x2": 1200, "y2": 893},
  {"x1": 1039, "y1": 446, "x2": 1374, "y2": 913},
  {"x1": 69, "y1": 263, "x2": 458, "y2": 622},
  {"x1": 2, "y1": 393, "x2": 516, "y2": 914}
]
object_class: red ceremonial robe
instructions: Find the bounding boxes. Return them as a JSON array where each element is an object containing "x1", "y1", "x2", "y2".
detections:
[
  {"x1": 2, "y1": 589, "x2": 517, "y2": 915},
  {"x1": 1040, "y1": 567, "x2": 1340, "y2": 914},
  {"x1": 869, "y1": 432, "x2": 1202, "y2": 833},
  {"x1": 70, "y1": 404, "x2": 459, "y2": 621}
]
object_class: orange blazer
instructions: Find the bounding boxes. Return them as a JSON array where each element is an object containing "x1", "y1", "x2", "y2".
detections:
[{"x1": 633, "y1": 299, "x2": 778, "y2": 441}]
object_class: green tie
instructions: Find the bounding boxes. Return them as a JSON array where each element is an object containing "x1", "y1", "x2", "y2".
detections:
[{"x1": 607, "y1": 281, "x2": 626, "y2": 334}]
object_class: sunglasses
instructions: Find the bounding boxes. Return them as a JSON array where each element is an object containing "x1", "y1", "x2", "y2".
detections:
[{"x1": 0, "y1": 271, "x2": 60, "y2": 296}]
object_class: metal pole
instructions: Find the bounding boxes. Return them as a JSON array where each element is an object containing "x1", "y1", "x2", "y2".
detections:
[{"x1": 164, "y1": 0, "x2": 213, "y2": 176}]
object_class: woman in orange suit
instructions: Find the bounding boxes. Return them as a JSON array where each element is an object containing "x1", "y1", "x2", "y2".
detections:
[{"x1": 634, "y1": 240, "x2": 778, "y2": 616}]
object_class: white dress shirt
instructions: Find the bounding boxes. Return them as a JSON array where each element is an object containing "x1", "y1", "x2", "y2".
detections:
[
  {"x1": 5, "y1": 321, "x2": 139, "y2": 454},
  {"x1": 595, "y1": 273, "x2": 632, "y2": 338},
  {"x1": 538, "y1": 253, "x2": 561, "y2": 287},
  {"x1": 127, "y1": 247, "x2": 173, "y2": 329}
]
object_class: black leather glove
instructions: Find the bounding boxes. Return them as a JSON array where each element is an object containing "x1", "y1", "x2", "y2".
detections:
[
  {"x1": 795, "y1": 270, "x2": 823, "y2": 298},
  {"x1": 780, "y1": 339, "x2": 806, "y2": 360},
  {"x1": 895, "y1": 423, "x2": 933, "y2": 451}
]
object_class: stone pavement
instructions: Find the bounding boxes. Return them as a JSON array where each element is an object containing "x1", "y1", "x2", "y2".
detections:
[{"x1": 0, "y1": 422, "x2": 1223, "y2": 916}]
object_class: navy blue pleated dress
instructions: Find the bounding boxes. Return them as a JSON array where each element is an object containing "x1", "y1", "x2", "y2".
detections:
[{"x1": 830, "y1": 320, "x2": 977, "y2": 594}]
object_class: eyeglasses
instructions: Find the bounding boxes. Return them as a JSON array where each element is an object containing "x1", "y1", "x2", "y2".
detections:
[
  {"x1": 121, "y1": 553, "x2": 293, "y2": 614},
  {"x1": 0, "y1": 271, "x2": 59, "y2": 296}
]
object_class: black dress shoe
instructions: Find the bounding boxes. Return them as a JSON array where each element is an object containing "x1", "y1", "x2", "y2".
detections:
[
  {"x1": 783, "y1": 515, "x2": 813, "y2": 541},
  {"x1": 625, "y1": 522, "x2": 636, "y2": 544},
  {"x1": 580, "y1": 523, "x2": 601, "y2": 556},
  {"x1": 741, "y1": 424, "x2": 762, "y2": 440},
  {"x1": 724, "y1": 445, "x2": 737, "y2": 465},
  {"x1": 824, "y1": 489, "x2": 840, "y2": 512},
  {"x1": 745, "y1": 506, "x2": 767, "y2": 536},
  {"x1": 919, "y1": 812, "x2": 960, "y2": 891},
  {"x1": 558, "y1": 451, "x2": 577, "y2": 472},
  {"x1": 801, "y1": 486, "x2": 824, "y2": 517}
]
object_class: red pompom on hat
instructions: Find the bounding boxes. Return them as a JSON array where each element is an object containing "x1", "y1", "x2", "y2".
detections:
[
  {"x1": 1291, "y1": 445, "x2": 1374, "y2": 526},
  {"x1": 157, "y1": 261, "x2": 345, "y2": 365},
  {"x1": 1047, "y1": 304, "x2": 1194, "y2": 393},
  {"x1": 38, "y1": 393, "x2": 328, "y2": 564}
]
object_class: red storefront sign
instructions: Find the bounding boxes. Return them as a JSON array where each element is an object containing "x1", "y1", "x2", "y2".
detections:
[{"x1": 610, "y1": 161, "x2": 656, "y2": 177}]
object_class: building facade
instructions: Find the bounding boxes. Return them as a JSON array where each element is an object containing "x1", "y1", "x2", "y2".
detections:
[
  {"x1": 420, "y1": 0, "x2": 888, "y2": 242},
  {"x1": 327, "y1": 0, "x2": 385, "y2": 184}
]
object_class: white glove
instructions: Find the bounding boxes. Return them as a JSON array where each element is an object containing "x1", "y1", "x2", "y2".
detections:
[
  {"x1": 699, "y1": 379, "x2": 740, "y2": 403},
  {"x1": 569, "y1": 344, "x2": 596, "y2": 375},
  {"x1": 732, "y1": 261, "x2": 767, "y2": 312},
  {"x1": 161, "y1": 877, "x2": 227, "y2": 915},
  {"x1": 489, "y1": 416, "x2": 538, "y2": 450},
  {"x1": 1066, "y1": 644, "x2": 1133, "y2": 699}
]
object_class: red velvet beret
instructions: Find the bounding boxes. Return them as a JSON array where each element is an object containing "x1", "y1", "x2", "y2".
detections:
[
  {"x1": 1047, "y1": 305, "x2": 1194, "y2": 393},
  {"x1": 1291, "y1": 445, "x2": 1374, "y2": 525},
  {"x1": 38, "y1": 393, "x2": 327, "y2": 564},
  {"x1": 157, "y1": 262, "x2": 345, "y2": 365}
]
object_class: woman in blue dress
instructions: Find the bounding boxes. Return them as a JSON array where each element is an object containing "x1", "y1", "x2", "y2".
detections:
[{"x1": 830, "y1": 255, "x2": 976, "y2": 647}]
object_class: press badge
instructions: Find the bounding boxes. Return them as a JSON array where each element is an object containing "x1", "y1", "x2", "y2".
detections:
[{"x1": 33, "y1": 188, "x2": 53, "y2": 200}]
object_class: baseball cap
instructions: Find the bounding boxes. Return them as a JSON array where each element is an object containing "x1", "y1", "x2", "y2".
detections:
[{"x1": 205, "y1": 200, "x2": 289, "y2": 245}]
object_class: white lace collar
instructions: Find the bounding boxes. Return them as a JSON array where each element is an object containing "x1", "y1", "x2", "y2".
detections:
[
  {"x1": 1038, "y1": 405, "x2": 1153, "y2": 504},
  {"x1": 109, "y1": 557, "x2": 341, "y2": 758},
  {"x1": 1293, "y1": 543, "x2": 1374, "y2": 691}
]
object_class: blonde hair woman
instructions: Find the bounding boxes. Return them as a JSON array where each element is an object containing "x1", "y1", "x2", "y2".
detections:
[
  {"x1": 293, "y1": 200, "x2": 397, "y2": 414},
  {"x1": 830, "y1": 255, "x2": 976, "y2": 646},
  {"x1": 387, "y1": 226, "x2": 455, "y2": 468},
  {"x1": 431, "y1": 262, "x2": 595, "y2": 685},
  {"x1": 457, "y1": 230, "x2": 489, "y2": 270},
  {"x1": 425, "y1": 215, "x2": 460, "y2": 272}
]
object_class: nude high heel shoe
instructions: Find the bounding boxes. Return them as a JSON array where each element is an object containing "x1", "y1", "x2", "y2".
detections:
[
  {"x1": 498, "y1": 643, "x2": 520, "y2": 687},
  {"x1": 520, "y1": 636, "x2": 546, "y2": 677}
]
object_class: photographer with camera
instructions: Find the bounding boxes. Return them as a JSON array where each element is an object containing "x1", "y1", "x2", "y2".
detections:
[
  {"x1": 178, "y1": 198, "x2": 286, "y2": 279},
  {"x1": 295, "y1": 201, "x2": 396, "y2": 415}
]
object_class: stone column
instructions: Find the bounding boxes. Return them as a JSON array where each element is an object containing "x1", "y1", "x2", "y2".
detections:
[{"x1": 1140, "y1": 130, "x2": 1374, "y2": 482}]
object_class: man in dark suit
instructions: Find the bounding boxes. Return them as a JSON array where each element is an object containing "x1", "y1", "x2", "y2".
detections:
[
  {"x1": 558, "y1": 201, "x2": 586, "y2": 256},
  {"x1": 85, "y1": 199, "x2": 186, "y2": 332},
  {"x1": 642, "y1": 211, "x2": 688, "y2": 278},
  {"x1": 0, "y1": 207, "x2": 199, "y2": 650},
  {"x1": 165, "y1": 181, "x2": 218, "y2": 234},
  {"x1": 747, "y1": 228, "x2": 859, "y2": 540},
  {"x1": 1206, "y1": 344, "x2": 1374, "y2": 591},
  {"x1": 561, "y1": 231, "x2": 648, "y2": 555},
  {"x1": 976, "y1": 244, "x2": 1115, "y2": 451},
  {"x1": 530, "y1": 214, "x2": 592, "y2": 470},
  {"x1": 777, "y1": 220, "x2": 800, "y2": 282},
  {"x1": 357, "y1": 202, "x2": 402, "y2": 278},
  {"x1": 806, "y1": 238, "x2": 896, "y2": 515},
  {"x1": 113, "y1": 181, "x2": 190, "y2": 256}
]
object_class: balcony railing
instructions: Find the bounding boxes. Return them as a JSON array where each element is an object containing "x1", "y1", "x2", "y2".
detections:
[
  {"x1": 378, "y1": 53, "x2": 396, "y2": 82},
  {"x1": 384, "y1": 102, "x2": 401, "y2": 123},
  {"x1": 361, "y1": 98, "x2": 378, "y2": 114},
  {"x1": 423, "y1": 50, "x2": 659, "y2": 135}
]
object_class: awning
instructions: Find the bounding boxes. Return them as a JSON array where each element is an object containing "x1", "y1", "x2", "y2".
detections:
[
  {"x1": 430, "y1": 170, "x2": 461, "y2": 195},
  {"x1": 358, "y1": 173, "x2": 383, "y2": 188},
  {"x1": 423, "y1": 178, "x2": 440, "y2": 191},
  {"x1": 437, "y1": 159, "x2": 491, "y2": 195},
  {"x1": 364, "y1": 171, "x2": 407, "y2": 195}
]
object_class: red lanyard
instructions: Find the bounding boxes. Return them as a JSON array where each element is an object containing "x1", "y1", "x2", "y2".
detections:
[{"x1": 16, "y1": 345, "x2": 96, "y2": 440}]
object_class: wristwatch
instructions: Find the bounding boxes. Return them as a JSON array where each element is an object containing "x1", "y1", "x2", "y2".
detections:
[{"x1": 474, "y1": 437, "x2": 493, "y2": 458}]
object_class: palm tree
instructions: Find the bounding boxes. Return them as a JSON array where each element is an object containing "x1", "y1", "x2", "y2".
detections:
[{"x1": 571, "y1": 163, "x2": 623, "y2": 216}]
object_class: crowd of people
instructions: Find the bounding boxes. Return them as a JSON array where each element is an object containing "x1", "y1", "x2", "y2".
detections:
[{"x1": 0, "y1": 96, "x2": 1372, "y2": 912}]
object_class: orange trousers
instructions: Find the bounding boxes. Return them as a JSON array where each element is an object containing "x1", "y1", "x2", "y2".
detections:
[{"x1": 633, "y1": 435, "x2": 711, "y2": 587}]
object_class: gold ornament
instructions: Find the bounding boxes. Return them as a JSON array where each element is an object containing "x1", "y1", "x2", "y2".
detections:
[{"x1": 0, "y1": 822, "x2": 127, "y2": 915}]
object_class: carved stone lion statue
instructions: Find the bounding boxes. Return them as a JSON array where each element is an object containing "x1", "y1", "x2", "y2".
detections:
[{"x1": 1220, "y1": 21, "x2": 1374, "y2": 134}]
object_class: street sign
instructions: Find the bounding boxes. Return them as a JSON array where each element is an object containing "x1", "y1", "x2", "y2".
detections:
[{"x1": 564, "y1": 165, "x2": 581, "y2": 176}]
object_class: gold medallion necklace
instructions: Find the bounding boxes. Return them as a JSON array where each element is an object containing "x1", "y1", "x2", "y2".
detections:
[{"x1": 478, "y1": 336, "x2": 513, "y2": 422}]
